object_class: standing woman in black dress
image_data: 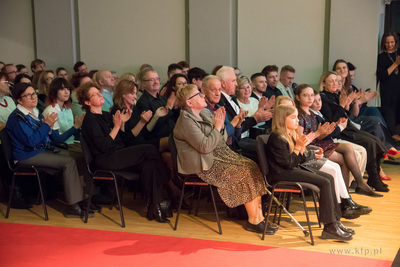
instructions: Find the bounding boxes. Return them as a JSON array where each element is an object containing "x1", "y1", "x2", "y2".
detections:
[{"x1": 377, "y1": 31, "x2": 400, "y2": 140}]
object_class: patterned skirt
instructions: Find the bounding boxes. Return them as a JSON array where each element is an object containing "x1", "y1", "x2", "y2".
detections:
[{"x1": 197, "y1": 140, "x2": 267, "y2": 208}]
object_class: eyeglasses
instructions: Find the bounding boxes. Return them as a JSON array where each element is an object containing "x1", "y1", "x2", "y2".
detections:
[
  {"x1": 188, "y1": 91, "x2": 202, "y2": 100},
  {"x1": 89, "y1": 92, "x2": 102, "y2": 99},
  {"x1": 239, "y1": 85, "x2": 252, "y2": 90},
  {"x1": 21, "y1": 92, "x2": 37, "y2": 99},
  {"x1": 143, "y1": 77, "x2": 160, "y2": 82}
]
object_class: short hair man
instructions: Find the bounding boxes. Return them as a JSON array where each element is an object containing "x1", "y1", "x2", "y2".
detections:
[
  {"x1": 188, "y1": 67, "x2": 208, "y2": 90},
  {"x1": 202, "y1": 75, "x2": 242, "y2": 147},
  {"x1": 177, "y1": 61, "x2": 189, "y2": 76},
  {"x1": 276, "y1": 65, "x2": 295, "y2": 99},
  {"x1": 95, "y1": 69, "x2": 116, "y2": 111},
  {"x1": 73, "y1": 61, "x2": 88, "y2": 74},
  {"x1": 216, "y1": 66, "x2": 271, "y2": 161},
  {"x1": 2, "y1": 64, "x2": 18, "y2": 83},
  {"x1": 136, "y1": 69, "x2": 175, "y2": 139},
  {"x1": 30, "y1": 59, "x2": 46, "y2": 74},
  {"x1": 261, "y1": 65, "x2": 282, "y2": 99},
  {"x1": 250, "y1": 73, "x2": 267, "y2": 100}
]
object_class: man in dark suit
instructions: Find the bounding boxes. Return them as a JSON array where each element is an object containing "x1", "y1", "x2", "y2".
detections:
[{"x1": 216, "y1": 66, "x2": 270, "y2": 161}]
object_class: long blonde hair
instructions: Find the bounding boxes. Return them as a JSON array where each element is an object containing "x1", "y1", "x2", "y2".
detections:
[{"x1": 272, "y1": 104, "x2": 298, "y2": 152}]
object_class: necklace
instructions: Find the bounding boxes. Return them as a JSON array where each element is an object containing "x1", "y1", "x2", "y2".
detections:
[
  {"x1": 0, "y1": 98, "x2": 8, "y2": 108},
  {"x1": 388, "y1": 51, "x2": 399, "y2": 75}
]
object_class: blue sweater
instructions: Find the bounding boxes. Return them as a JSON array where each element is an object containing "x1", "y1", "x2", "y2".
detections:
[{"x1": 6, "y1": 109, "x2": 56, "y2": 161}]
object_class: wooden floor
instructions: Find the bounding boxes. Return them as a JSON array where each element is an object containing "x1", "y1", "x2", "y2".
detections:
[{"x1": 1, "y1": 162, "x2": 399, "y2": 262}]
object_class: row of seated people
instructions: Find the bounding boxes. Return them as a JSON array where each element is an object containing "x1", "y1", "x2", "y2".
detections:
[{"x1": 0, "y1": 64, "x2": 393, "y2": 241}]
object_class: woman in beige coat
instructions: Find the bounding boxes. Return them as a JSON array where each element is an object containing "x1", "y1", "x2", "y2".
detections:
[{"x1": 173, "y1": 84, "x2": 275, "y2": 234}]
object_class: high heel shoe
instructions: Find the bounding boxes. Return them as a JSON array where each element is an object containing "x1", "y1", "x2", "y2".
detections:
[
  {"x1": 367, "y1": 180, "x2": 389, "y2": 192},
  {"x1": 388, "y1": 149, "x2": 400, "y2": 157},
  {"x1": 381, "y1": 175, "x2": 392, "y2": 181},
  {"x1": 147, "y1": 203, "x2": 170, "y2": 223},
  {"x1": 355, "y1": 186, "x2": 383, "y2": 197}
]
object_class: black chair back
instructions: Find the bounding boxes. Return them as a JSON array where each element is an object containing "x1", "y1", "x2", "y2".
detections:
[
  {"x1": 80, "y1": 135, "x2": 95, "y2": 176},
  {"x1": 255, "y1": 134, "x2": 272, "y2": 187},
  {"x1": 1, "y1": 129, "x2": 16, "y2": 171}
]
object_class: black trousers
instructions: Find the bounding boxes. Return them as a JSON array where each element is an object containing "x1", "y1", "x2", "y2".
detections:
[
  {"x1": 273, "y1": 169, "x2": 341, "y2": 224},
  {"x1": 96, "y1": 144, "x2": 168, "y2": 204}
]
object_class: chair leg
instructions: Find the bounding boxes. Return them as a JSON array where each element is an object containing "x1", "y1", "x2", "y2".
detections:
[
  {"x1": 209, "y1": 185, "x2": 222, "y2": 235},
  {"x1": 85, "y1": 179, "x2": 95, "y2": 223},
  {"x1": 262, "y1": 187, "x2": 275, "y2": 240},
  {"x1": 174, "y1": 182, "x2": 186, "y2": 231},
  {"x1": 278, "y1": 192, "x2": 286, "y2": 225},
  {"x1": 117, "y1": 178, "x2": 125, "y2": 211},
  {"x1": 35, "y1": 169, "x2": 48, "y2": 221},
  {"x1": 113, "y1": 176, "x2": 125, "y2": 228},
  {"x1": 194, "y1": 186, "x2": 202, "y2": 216},
  {"x1": 5, "y1": 174, "x2": 16, "y2": 219},
  {"x1": 300, "y1": 188, "x2": 314, "y2": 246},
  {"x1": 312, "y1": 191, "x2": 321, "y2": 227}
]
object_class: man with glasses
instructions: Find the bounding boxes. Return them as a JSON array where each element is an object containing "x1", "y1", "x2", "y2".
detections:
[
  {"x1": 1, "y1": 64, "x2": 18, "y2": 83},
  {"x1": 136, "y1": 69, "x2": 176, "y2": 140}
]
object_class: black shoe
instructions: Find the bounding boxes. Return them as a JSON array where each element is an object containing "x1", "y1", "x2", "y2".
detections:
[
  {"x1": 147, "y1": 203, "x2": 169, "y2": 223},
  {"x1": 321, "y1": 222, "x2": 352, "y2": 241},
  {"x1": 160, "y1": 199, "x2": 173, "y2": 218},
  {"x1": 355, "y1": 187, "x2": 383, "y2": 197},
  {"x1": 341, "y1": 198, "x2": 372, "y2": 216},
  {"x1": 267, "y1": 221, "x2": 279, "y2": 231},
  {"x1": 341, "y1": 208, "x2": 361, "y2": 220},
  {"x1": 91, "y1": 194, "x2": 113, "y2": 205},
  {"x1": 65, "y1": 203, "x2": 94, "y2": 218},
  {"x1": 367, "y1": 180, "x2": 389, "y2": 192},
  {"x1": 337, "y1": 221, "x2": 355, "y2": 235},
  {"x1": 244, "y1": 220, "x2": 275, "y2": 235},
  {"x1": 80, "y1": 199, "x2": 102, "y2": 213}
]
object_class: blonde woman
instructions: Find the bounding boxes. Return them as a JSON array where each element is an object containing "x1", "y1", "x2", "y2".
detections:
[{"x1": 265, "y1": 104, "x2": 353, "y2": 241}]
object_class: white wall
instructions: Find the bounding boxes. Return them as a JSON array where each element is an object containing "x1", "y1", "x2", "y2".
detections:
[
  {"x1": 189, "y1": 0, "x2": 237, "y2": 73},
  {"x1": 237, "y1": 0, "x2": 326, "y2": 88},
  {"x1": 0, "y1": 0, "x2": 35, "y2": 71},
  {"x1": 77, "y1": 0, "x2": 186, "y2": 82},
  {"x1": 33, "y1": 0, "x2": 77, "y2": 72},
  {"x1": 329, "y1": 0, "x2": 385, "y2": 101}
]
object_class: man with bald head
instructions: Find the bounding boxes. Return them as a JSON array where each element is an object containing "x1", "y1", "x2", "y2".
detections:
[{"x1": 95, "y1": 69, "x2": 116, "y2": 111}]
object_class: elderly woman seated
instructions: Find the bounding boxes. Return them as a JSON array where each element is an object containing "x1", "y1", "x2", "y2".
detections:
[
  {"x1": 6, "y1": 83, "x2": 90, "y2": 217},
  {"x1": 173, "y1": 84, "x2": 276, "y2": 234}
]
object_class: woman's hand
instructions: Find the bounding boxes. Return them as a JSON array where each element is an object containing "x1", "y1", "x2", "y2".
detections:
[
  {"x1": 338, "y1": 117, "x2": 348, "y2": 129},
  {"x1": 43, "y1": 112, "x2": 59, "y2": 129},
  {"x1": 140, "y1": 110, "x2": 153, "y2": 123},
  {"x1": 315, "y1": 147, "x2": 324, "y2": 159},
  {"x1": 120, "y1": 109, "x2": 132, "y2": 124},
  {"x1": 213, "y1": 106, "x2": 226, "y2": 131},
  {"x1": 74, "y1": 113, "x2": 85, "y2": 129},
  {"x1": 113, "y1": 110, "x2": 122, "y2": 129},
  {"x1": 155, "y1": 106, "x2": 169, "y2": 118},
  {"x1": 395, "y1": 55, "x2": 400, "y2": 66}
]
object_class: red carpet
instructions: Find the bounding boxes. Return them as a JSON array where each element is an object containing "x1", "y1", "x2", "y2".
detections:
[{"x1": 0, "y1": 222, "x2": 392, "y2": 267}]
